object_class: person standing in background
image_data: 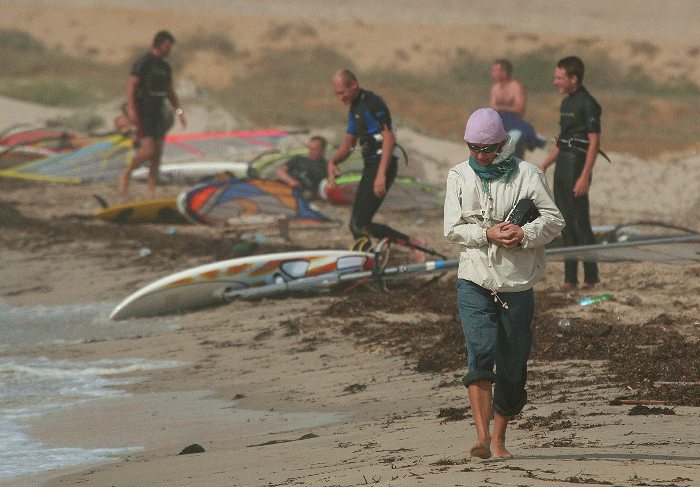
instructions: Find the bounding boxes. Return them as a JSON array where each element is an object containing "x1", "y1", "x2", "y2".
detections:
[
  {"x1": 539, "y1": 56, "x2": 602, "y2": 290},
  {"x1": 489, "y1": 59, "x2": 526, "y2": 118},
  {"x1": 119, "y1": 30, "x2": 186, "y2": 199},
  {"x1": 490, "y1": 59, "x2": 545, "y2": 159}
]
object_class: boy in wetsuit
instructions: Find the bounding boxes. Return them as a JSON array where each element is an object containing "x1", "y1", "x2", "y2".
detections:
[
  {"x1": 539, "y1": 56, "x2": 602, "y2": 289},
  {"x1": 119, "y1": 30, "x2": 186, "y2": 199}
]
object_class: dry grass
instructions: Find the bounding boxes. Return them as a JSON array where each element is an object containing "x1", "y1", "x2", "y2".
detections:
[{"x1": 2, "y1": 28, "x2": 698, "y2": 157}]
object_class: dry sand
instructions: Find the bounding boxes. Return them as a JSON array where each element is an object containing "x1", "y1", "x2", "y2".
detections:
[{"x1": 1, "y1": 2, "x2": 699, "y2": 486}]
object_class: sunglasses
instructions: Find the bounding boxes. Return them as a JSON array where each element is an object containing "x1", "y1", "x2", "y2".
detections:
[{"x1": 467, "y1": 142, "x2": 500, "y2": 154}]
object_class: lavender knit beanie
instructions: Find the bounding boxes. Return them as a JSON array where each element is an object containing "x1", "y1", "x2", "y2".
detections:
[{"x1": 464, "y1": 108, "x2": 507, "y2": 144}]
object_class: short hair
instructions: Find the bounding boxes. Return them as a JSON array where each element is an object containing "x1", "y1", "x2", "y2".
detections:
[
  {"x1": 493, "y1": 59, "x2": 513, "y2": 76},
  {"x1": 557, "y1": 56, "x2": 585, "y2": 84},
  {"x1": 310, "y1": 135, "x2": 327, "y2": 149},
  {"x1": 153, "y1": 30, "x2": 175, "y2": 48},
  {"x1": 335, "y1": 68, "x2": 358, "y2": 86}
]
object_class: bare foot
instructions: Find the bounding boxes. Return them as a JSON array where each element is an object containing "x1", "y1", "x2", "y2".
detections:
[
  {"x1": 490, "y1": 440, "x2": 513, "y2": 459},
  {"x1": 118, "y1": 175, "x2": 130, "y2": 202},
  {"x1": 410, "y1": 237, "x2": 428, "y2": 264},
  {"x1": 563, "y1": 282, "x2": 577, "y2": 291},
  {"x1": 469, "y1": 443, "x2": 491, "y2": 459}
]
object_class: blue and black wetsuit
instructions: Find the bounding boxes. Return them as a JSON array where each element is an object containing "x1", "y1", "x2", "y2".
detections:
[
  {"x1": 346, "y1": 89, "x2": 408, "y2": 241},
  {"x1": 554, "y1": 85, "x2": 602, "y2": 285},
  {"x1": 131, "y1": 52, "x2": 173, "y2": 140}
]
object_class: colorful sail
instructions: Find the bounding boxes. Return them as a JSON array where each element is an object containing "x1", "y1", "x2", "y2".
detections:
[
  {"x1": 0, "y1": 134, "x2": 133, "y2": 183},
  {"x1": 0, "y1": 127, "x2": 86, "y2": 153},
  {"x1": 178, "y1": 177, "x2": 329, "y2": 226},
  {"x1": 162, "y1": 129, "x2": 292, "y2": 164},
  {"x1": 319, "y1": 172, "x2": 444, "y2": 210}
]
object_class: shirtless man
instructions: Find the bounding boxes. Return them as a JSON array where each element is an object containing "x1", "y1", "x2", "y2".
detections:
[{"x1": 489, "y1": 59, "x2": 526, "y2": 118}]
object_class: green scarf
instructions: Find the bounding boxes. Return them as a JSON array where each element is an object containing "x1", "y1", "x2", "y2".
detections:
[{"x1": 469, "y1": 156, "x2": 517, "y2": 194}]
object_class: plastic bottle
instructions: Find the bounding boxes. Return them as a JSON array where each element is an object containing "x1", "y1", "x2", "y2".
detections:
[{"x1": 578, "y1": 293, "x2": 612, "y2": 306}]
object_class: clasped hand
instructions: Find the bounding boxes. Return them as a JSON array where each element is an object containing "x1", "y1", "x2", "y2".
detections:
[{"x1": 486, "y1": 221, "x2": 524, "y2": 248}]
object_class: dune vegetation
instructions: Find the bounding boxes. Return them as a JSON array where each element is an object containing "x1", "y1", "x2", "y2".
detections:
[{"x1": 2, "y1": 28, "x2": 698, "y2": 156}]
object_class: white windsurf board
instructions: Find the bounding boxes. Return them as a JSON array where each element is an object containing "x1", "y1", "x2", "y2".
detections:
[
  {"x1": 131, "y1": 161, "x2": 249, "y2": 183},
  {"x1": 110, "y1": 250, "x2": 374, "y2": 320}
]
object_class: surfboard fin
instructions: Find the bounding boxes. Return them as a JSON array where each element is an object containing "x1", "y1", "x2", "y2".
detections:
[{"x1": 92, "y1": 194, "x2": 109, "y2": 209}]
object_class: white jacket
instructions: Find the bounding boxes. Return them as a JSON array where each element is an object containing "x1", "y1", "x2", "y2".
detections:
[{"x1": 444, "y1": 138, "x2": 564, "y2": 292}]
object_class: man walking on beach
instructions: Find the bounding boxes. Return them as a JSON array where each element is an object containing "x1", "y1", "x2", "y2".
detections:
[
  {"x1": 119, "y1": 30, "x2": 186, "y2": 199},
  {"x1": 327, "y1": 68, "x2": 425, "y2": 257},
  {"x1": 539, "y1": 56, "x2": 602, "y2": 290}
]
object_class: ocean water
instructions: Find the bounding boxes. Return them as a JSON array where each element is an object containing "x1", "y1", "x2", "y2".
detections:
[
  {"x1": 0, "y1": 299, "x2": 183, "y2": 480},
  {"x1": 0, "y1": 299, "x2": 350, "y2": 481}
]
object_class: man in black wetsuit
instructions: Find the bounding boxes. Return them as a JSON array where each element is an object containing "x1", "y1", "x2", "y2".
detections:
[
  {"x1": 119, "y1": 30, "x2": 186, "y2": 199},
  {"x1": 327, "y1": 69, "x2": 425, "y2": 257},
  {"x1": 539, "y1": 56, "x2": 602, "y2": 290},
  {"x1": 275, "y1": 135, "x2": 328, "y2": 199}
]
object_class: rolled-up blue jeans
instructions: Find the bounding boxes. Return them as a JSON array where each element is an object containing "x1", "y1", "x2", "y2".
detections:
[{"x1": 456, "y1": 279, "x2": 534, "y2": 416}]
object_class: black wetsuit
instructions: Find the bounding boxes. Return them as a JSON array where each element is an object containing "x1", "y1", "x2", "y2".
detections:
[
  {"x1": 345, "y1": 90, "x2": 408, "y2": 241},
  {"x1": 554, "y1": 85, "x2": 601, "y2": 285},
  {"x1": 130, "y1": 52, "x2": 173, "y2": 140},
  {"x1": 285, "y1": 155, "x2": 327, "y2": 194}
]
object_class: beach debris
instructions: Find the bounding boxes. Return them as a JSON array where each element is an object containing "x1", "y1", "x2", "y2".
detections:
[
  {"x1": 556, "y1": 318, "x2": 572, "y2": 331},
  {"x1": 578, "y1": 293, "x2": 612, "y2": 306},
  {"x1": 619, "y1": 293, "x2": 643, "y2": 306},
  {"x1": 138, "y1": 247, "x2": 151, "y2": 258},
  {"x1": 609, "y1": 398, "x2": 666, "y2": 406},
  {"x1": 343, "y1": 383, "x2": 367, "y2": 394},
  {"x1": 628, "y1": 405, "x2": 676, "y2": 416},
  {"x1": 437, "y1": 406, "x2": 469, "y2": 422},
  {"x1": 178, "y1": 443, "x2": 206, "y2": 455},
  {"x1": 247, "y1": 433, "x2": 318, "y2": 448}
]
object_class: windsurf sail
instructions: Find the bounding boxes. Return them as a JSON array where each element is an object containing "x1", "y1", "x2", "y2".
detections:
[
  {"x1": 319, "y1": 172, "x2": 444, "y2": 210},
  {"x1": 0, "y1": 145, "x2": 53, "y2": 169},
  {"x1": 546, "y1": 234, "x2": 700, "y2": 265},
  {"x1": 247, "y1": 147, "x2": 308, "y2": 179},
  {"x1": 0, "y1": 127, "x2": 85, "y2": 153},
  {"x1": 0, "y1": 134, "x2": 133, "y2": 183},
  {"x1": 177, "y1": 177, "x2": 329, "y2": 226},
  {"x1": 162, "y1": 129, "x2": 292, "y2": 164}
]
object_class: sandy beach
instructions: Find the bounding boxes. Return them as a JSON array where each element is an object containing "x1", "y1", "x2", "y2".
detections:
[{"x1": 1, "y1": 2, "x2": 699, "y2": 486}]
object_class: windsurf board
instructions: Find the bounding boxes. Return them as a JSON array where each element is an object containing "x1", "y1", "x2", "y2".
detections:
[
  {"x1": 94, "y1": 197, "x2": 186, "y2": 224},
  {"x1": 131, "y1": 161, "x2": 249, "y2": 183},
  {"x1": 110, "y1": 250, "x2": 374, "y2": 320}
]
